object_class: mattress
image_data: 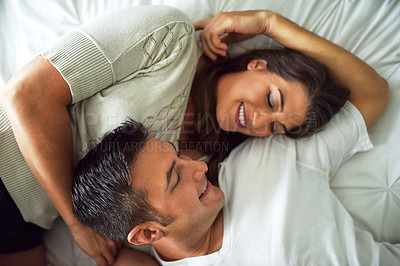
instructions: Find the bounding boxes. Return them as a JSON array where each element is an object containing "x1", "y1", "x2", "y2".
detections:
[{"x1": 1, "y1": 0, "x2": 399, "y2": 264}]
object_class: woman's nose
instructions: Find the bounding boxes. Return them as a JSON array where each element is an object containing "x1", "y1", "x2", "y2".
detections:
[{"x1": 251, "y1": 109, "x2": 272, "y2": 130}]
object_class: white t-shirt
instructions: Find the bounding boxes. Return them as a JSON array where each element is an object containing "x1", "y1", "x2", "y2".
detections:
[{"x1": 153, "y1": 102, "x2": 400, "y2": 265}]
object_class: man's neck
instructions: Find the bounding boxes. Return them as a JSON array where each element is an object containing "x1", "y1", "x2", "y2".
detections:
[{"x1": 153, "y1": 210, "x2": 224, "y2": 261}]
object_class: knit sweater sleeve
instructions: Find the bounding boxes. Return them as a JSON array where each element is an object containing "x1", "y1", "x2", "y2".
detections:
[{"x1": 41, "y1": 5, "x2": 194, "y2": 104}]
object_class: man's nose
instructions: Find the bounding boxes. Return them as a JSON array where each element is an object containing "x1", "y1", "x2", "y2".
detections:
[{"x1": 191, "y1": 160, "x2": 208, "y2": 182}]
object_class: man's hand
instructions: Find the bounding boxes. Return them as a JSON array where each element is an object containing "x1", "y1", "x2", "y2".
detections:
[
  {"x1": 69, "y1": 222, "x2": 121, "y2": 266},
  {"x1": 194, "y1": 11, "x2": 273, "y2": 60}
]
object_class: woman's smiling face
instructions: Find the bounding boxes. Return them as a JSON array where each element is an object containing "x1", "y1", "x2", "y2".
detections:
[{"x1": 215, "y1": 59, "x2": 309, "y2": 137}]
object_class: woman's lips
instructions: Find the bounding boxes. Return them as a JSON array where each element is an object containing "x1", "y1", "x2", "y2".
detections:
[{"x1": 235, "y1": 102, "x2": 246, "y2": 128}]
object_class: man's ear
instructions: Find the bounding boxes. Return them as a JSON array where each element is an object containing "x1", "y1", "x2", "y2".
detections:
[
  {"x1": 127, "y1": 223, "x2": 164, "y2": 245},
  {"x1": 247, "y1": 59, "x2": 267, "y2": 70}
]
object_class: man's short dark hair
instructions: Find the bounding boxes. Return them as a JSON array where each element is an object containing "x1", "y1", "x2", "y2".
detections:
[{"x1": 72, "y1": 119, "x2": 174, "y2": 242}]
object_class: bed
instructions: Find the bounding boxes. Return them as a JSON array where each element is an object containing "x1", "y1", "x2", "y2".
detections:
[{"x1": 1, "y1": 0, "x2": 399, "y2": 265}]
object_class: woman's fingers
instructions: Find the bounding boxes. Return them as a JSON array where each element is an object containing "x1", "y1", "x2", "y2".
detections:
[
  {"x1": 195, "y1": 17, "x2": 229, "y2": 60},
  {"x1": 195, "y1": 11, "x2": 269, "y2": 60},
  {"x1": 92, "y1": 238, "x2": 119, "y2": 266},
  {"x1": 69, "y1": 223, "x2": 121, "y2": 266},
  {"x1": 203, "y1": 33, "x2": 227, "y2": 58},
  {"x1": 199, "y1": 35, "x2": 218, "y2": 60},
  {"x1": 107, "y1": 238, "x2": 119, "y2": 258},
  {"x1": 99, "y1": 238, "x2": 121, "y2": 266},
  {"x1": 101, "y1": 246, "x2": 116, "y2": 266},
  {"x1": 93, "y1": 254, "x2": 108, "y2": 266},
  {"x1": 197, "y1": 30, "x2": 225, "y2": 60},
  {"x1": 193, "y1": 18, "x2": 210, "y2": 30}
]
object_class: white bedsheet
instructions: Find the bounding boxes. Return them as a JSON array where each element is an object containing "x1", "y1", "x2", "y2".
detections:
[{"x1": 1, "y1": 0, "x2": 399, "y2": 265}]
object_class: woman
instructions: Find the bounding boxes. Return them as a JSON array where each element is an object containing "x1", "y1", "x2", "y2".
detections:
[
  {"x1": 0, "y1": 6, "x2": 386, "y2": 266},
  {"x1": 188, "y1": 49, "x2": 350, "y2": 179}
]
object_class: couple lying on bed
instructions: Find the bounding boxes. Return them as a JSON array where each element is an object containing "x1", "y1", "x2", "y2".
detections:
[{"x1": 0, "y1": 5, "x2": 397, "y2": 266}]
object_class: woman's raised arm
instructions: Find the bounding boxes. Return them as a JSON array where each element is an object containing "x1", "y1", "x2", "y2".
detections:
[{"x1": 195, "y1": 11, "x2": 388, "y2": 128}]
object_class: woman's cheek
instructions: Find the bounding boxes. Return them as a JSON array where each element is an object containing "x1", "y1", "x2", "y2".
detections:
[{"x1": 215, "y1": 108, "x2": 228, "y2": 131}]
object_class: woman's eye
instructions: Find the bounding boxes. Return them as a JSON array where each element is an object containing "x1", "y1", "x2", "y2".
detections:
[{"x1": 267, "y1": 91, "x2": 273, "y2": 108}]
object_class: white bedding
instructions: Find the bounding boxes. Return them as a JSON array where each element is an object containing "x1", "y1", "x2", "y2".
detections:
[{"x1": 1, "y1": 0, "x2": 399, "y2": 265}]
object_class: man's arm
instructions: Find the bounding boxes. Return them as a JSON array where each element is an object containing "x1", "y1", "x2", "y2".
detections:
[{"x1": 195, "y1": 11, "x2": 388, "y2": 128}]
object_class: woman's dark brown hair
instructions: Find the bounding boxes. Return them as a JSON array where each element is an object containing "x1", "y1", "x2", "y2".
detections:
[{"x1": 188, "y1": 48, "x2": 350, "y2": 183}]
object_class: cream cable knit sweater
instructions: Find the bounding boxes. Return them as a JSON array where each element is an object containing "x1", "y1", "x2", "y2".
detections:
[{"x1": 0, "y1": 5, "x2": 199, "y2": 229}]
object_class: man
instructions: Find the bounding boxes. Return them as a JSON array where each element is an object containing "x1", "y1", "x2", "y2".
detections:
[{"x1": 73, "y1": 102, "x2": 400, "y2": 265}]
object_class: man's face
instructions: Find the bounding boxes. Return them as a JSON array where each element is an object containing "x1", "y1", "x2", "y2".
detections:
[{"x1": 131, "y1": 138, "x2": 225, "y2": 238}]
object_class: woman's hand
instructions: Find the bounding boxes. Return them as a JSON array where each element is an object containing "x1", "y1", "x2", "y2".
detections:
[
  {"x1": 194, "y1": 11, "x2": 273, "y2": 60},
  {"x1": 69, "y1": 222, "x2": 121, "y2": 266}
]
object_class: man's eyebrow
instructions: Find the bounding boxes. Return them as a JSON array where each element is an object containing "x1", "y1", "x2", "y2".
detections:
[
  {"x1": 165, "y1": 142, "x2": 177, "y2": 191},
  {"x1": 279, "y1": 88, "x2": 284, "y2": 112},
  {"x1": 166, "y1": 160, "x2": 176, "y2": 191}
]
